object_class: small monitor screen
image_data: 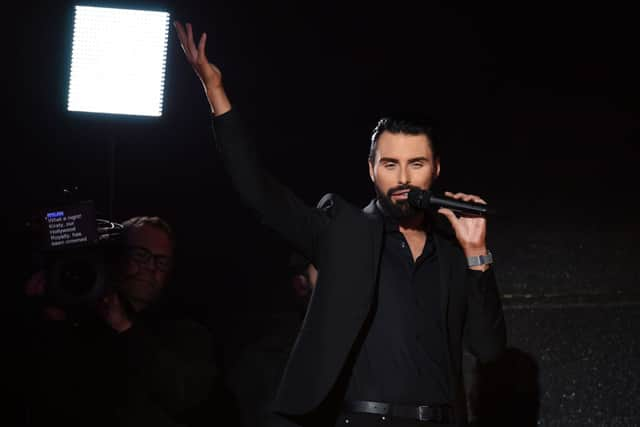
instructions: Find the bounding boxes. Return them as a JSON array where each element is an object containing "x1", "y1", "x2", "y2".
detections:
[{"x1": 43, "y1": 201, "x2": 98, "y2": 250}]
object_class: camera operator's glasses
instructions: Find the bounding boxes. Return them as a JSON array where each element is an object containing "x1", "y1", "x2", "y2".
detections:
[{"x1": 126, "y1": 246, "x2": 172, "y2": 272}]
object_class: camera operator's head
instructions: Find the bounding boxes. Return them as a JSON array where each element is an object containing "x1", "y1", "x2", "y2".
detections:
[
  {"x1": 289, "y1": 252, "x2": 318, "y2": 310},
  {"x1": 115, "y1": 216, "x2": 175, "y2": 312}
]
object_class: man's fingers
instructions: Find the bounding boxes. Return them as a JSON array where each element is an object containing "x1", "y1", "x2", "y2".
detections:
[
  {"x1": 185, "y1": 22, "x2": 198, "y2": 59},
  {"x1": 445, "y1": 192, "x2": 468, "y2": 199},
  {"x1": 438, "y1": 207, "x2": 457, "y2": 224},
  {"x1": 174, "y1": 21, "x2": 188, "y2": 50},
  {"x1": 25, "y1": 271, "x2": 46, "y2": 296},
  {"x1": 443, "y1": 191, "x2": 487, "y2": 205},
  {"x1": 473, "y1": 196, "x2": 487, "y2": 205},
  {"x1": 462, "y1": 194, "x2": 487, "y2": 205},
  {"x1": 175, "y1": 22, "x2": 195, "y2": 61},
  {"x1": 174, "y1": 21, "x2": 185, "y2": 41},
  {"x1": 175, "y1": 21, "x2": 213, "y2": 69},
  {"x1": 102, "y1": 291, "x2": 121, "y2": 306},
  {"x1": 186, "y1": 22, "x2": 193, "y2": 44},
  {"x1": 197, "y1": 32, "x2": 207, "y2": 62},
  {"x1": 458, "y1": 193, "x2": 486, "y2": 205}
]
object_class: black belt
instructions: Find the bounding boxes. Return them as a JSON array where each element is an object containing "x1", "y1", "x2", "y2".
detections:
[{"x1": 342, "y1": 400, "x2": 455, "y2": 424}]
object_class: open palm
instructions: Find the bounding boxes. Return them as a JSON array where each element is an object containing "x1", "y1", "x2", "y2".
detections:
[{"x1": 174, "y1": 21, "x2": 222, "y2": 89}]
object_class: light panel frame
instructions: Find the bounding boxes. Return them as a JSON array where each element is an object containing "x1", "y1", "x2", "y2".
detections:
[{"x1": 67, "y1": 5, "x2": 170, "y2": 117}]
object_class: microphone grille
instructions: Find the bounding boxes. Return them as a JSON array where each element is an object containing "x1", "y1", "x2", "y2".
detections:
[{"x1": 408, "y1": 188, "x2": 430, "y2": 209}]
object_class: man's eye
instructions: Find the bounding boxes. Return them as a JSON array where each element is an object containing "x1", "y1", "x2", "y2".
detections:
[
  {"x1": 128, "y1": 248, "x2": 150, "y2": 262},
  {"x1": 411, "y1": 162, "x2": 424, "y2": 168},
  {"x1": 156, "y1": 257, "x2": 171, "y2": 269},
  {"x1": 384, "y1": 163, "x2": 396, "y2": 169},
  {"x1": 132, "y1": 253, "x2": 149, "y2": 262}
]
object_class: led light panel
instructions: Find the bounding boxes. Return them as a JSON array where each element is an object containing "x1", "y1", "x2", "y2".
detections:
[{"x1": 68, "y1": 5, "x2": 170, "y2": 117}]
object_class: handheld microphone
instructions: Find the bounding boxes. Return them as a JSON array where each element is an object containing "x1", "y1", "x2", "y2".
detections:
[{"x1": 407, "y1": 189, "x2": 496, "y2": 216}]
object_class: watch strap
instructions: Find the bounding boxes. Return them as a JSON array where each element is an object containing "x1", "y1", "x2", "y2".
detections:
[{"x1": 467, "y1": 251, "x2": 493, "y2": 267}]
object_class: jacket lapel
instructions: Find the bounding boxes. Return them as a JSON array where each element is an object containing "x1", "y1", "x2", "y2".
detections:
[{"x1": 362, "y1": 200, "x2": 383, "y2": 281}]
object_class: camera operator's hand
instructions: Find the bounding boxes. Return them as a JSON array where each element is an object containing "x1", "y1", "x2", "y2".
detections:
[
  {"x1": 96, "y1": 291, "x2": 133, "y2": 333},
  {"x1": 24, "y1": 271, "x2": 131, "y2": 331},
  {"x1": 24, "y1": 270, "x2": 67, "y2": 321}
]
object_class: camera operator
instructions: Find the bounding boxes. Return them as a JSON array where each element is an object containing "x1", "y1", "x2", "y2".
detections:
[{"x1": 22, "y1": 216, "x2": 219, "y2": 427}]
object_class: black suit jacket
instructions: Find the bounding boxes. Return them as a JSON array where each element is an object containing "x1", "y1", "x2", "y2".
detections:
[{"x1": 212, "y1": 110, "x2": 506, "y2": 426}]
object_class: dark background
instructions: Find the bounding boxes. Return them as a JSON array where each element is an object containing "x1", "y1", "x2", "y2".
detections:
[{"x1": 4, "y1": 0, "x2": 639, "y2": 425}]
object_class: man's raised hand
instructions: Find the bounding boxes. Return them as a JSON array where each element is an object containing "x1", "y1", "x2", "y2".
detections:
[{"x1": 174, "y1": 21, "x2": 223, "y2": 91}]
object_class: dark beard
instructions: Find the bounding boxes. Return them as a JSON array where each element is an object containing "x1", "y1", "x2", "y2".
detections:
[{"x1": 375, "y1": 183, "x2": 422, "y2": 220}]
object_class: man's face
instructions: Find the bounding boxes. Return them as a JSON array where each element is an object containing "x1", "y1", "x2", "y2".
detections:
[
  {"x1": 292, "y1": 264, "x2": 318, "y2": 309},
  {"x1": 369, "y1": 130, "x2": 440, "y2": 219},
  {"x1": 118, "y1": 224, "x2": 173, "y2": 311}
]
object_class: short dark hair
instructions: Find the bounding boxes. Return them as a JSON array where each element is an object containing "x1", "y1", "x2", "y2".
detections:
[
  {"x1": 368, "y1": 114, "x2": 439, "y2": 163},
  {"x1": 121, "y1": 216, "x2": 175, "y2": 248}
]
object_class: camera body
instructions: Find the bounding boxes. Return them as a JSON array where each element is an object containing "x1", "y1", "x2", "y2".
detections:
[{"x1": 37, "y1": 200, "x2": 124, "y2": 308}]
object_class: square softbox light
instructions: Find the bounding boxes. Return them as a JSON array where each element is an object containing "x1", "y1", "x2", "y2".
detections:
[{"x1": 68, "y1": 5, "x2": 170, "y2": 117}]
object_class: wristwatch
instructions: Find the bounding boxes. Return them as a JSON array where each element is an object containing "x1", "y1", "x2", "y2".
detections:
[{"x1": 467, "y1": 251, "x2": 493, "y2": 267}]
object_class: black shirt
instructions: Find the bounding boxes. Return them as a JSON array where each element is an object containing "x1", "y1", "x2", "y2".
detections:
[
  {"x1": 345, "y1": 203, "x2": 450, "y2": 404},
  {"x1": 22, "y1": 306, "x2": 217, "y2": 427}
]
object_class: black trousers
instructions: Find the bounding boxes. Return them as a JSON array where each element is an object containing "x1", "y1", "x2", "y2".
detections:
[{"x1": 334, "y1": 412, "x2": 456, "y2": 426}]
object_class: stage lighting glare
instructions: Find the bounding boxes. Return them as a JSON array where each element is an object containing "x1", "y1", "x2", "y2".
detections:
[{"x1": 67, "y1": 5, "x2": 170, "y2": 117}]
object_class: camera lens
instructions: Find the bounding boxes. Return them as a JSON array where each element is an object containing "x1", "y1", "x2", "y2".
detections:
[
  {"x1": 48, "y1": 249, "x2": 107, "y2": 306},
  {"x1": 58, "y1": 259, "x2": 98, "y2": 296}
]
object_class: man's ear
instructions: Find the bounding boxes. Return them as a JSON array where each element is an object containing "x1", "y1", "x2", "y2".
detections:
[
  {"x1": 368, "y1": 160, "x2": 375, "y2": 183},
  {"x1": 434, "y1": 159, "x2": 441, "y2": 180}
]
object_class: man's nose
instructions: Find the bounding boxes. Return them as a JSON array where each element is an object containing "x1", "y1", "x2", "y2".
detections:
[
  {"x1": 138, "y1": 258, "x2": 161, "y2": 272},
  {"x1": 398, "y1": 165, "x2": 410, "y2": 184}
]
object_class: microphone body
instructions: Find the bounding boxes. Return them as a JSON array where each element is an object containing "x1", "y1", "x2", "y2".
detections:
[{"x1": 408, "y1": 189, "x2": 496, "y2": 216}]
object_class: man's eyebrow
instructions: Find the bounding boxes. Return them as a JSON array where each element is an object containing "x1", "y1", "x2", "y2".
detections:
[
  {"x1": 378, "y1": 157, "x2": 429, "y2": 163},
  {"x1": 378, "y1": 157, "x2": 398, "y2": 163}
]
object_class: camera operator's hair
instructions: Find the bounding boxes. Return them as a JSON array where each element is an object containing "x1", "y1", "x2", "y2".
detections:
[
  {"x1": 369, "y1": 114, "x2": 439, "y2": 163},
  {"x1": 121, "y1": 216, "x2": 175, "y2": 248}
]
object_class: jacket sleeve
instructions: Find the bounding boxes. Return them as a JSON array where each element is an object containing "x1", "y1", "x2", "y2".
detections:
[
  {"x1": 212, "y1": 109, "x2": 330, "y2": 263},
  {"x1": 463, "y1": 267, "x2": 507, "y2": 363}
]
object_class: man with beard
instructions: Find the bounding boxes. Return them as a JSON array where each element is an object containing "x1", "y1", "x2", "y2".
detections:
[{"x1": 175, "y1": 21, "x2": 505, "y2": 427}]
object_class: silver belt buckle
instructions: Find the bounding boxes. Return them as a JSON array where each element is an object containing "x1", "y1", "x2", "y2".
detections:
[{"x1": 418, "y1": 405, "x2": 440, "y2": 422}]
